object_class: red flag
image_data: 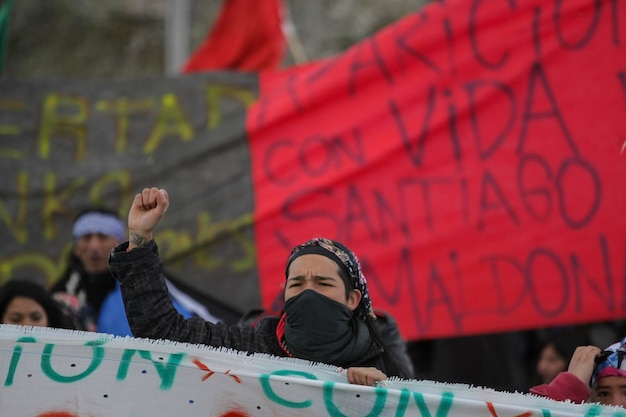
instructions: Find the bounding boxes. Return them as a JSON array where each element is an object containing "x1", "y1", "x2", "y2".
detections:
[{"x1": 182, "y1": 0, "x2": 285, "y2": 73}]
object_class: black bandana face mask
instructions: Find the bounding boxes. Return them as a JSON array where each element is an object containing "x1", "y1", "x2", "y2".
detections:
[{"x1": 283, "y1": 289, "x2": 371, "y2": 366}]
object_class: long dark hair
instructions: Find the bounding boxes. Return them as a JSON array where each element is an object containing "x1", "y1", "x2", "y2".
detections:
[
  {"x1": 0, "y1": 279, "x2": 72, "y2": 329},
  {"x1": 365, "y1": 313, "x2": 415, "y2": 379},
  {"x1": 536, "y1": 327, "x2": 589, "y2": 363},
  {"x1": 335, "y1": 266, "x2": 414, "y2": 379}
]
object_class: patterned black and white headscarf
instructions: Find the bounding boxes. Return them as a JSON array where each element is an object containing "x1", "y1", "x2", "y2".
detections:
[{"x1": 592, "y1": 336, "x2": 626, "y2": 387}]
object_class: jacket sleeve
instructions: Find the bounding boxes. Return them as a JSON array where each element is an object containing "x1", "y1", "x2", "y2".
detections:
[
  {"x1": 374, "y1": 310, "x2": 415, "y2": 379},
  {"x1": 108, "y1": 240, "x2": 258, "y2": 351},
  {"x1": 529, "y1": 372, "x2": 590, "y2": 403}
]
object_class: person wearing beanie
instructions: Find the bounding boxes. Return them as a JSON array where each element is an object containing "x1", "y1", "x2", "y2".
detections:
[
  {"x1": 108, "y1": 187, "x2": 414, "y2": 386},
  {"x1": 530, "y1": 336, "x2": 626, "y2": 407},
  {"x1": 51, "y1": 207, "x2": 126, "y2": 331}
]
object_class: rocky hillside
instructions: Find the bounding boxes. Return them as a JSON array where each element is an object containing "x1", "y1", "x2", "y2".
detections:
[{"x1": 4, "y1": 0, "x2": 428, "y2": 79}]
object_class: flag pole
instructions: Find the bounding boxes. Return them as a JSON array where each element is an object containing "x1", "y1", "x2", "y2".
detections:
[
  {"x1": 165, "y1": 0, "x2": 190, "y2": 75},
  {"x1": 281, "y1": 3, "x2": 308, "y2": 65}
]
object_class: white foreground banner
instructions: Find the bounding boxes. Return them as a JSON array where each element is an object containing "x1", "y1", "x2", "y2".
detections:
[{"x1": 0, "y1": 326, "x2": 618, "y2": 416}]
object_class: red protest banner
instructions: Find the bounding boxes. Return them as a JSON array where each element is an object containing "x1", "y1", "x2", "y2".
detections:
[{"x1": 248, "y1": 0, "x2": 626, "y2": 340}]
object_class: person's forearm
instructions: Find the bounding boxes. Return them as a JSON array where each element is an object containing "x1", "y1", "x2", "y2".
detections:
[
  {"x1": 128, "y1": 231, "x2": 153, "y2": 251},
  {"x1": 529, "y1": 372, "x2": 590, "y2": 403},
  {"x1": 111, "y1": 240, "x2": 178, "y2": 339}
]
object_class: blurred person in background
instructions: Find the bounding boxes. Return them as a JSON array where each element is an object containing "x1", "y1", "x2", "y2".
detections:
[
  {"x1": 51, "y1": 207, "x2": 124, "y2": 331},
  {"x1": 534, "y1": 327, "x2": 590, "y2": 385},
  {"x1": 0, "y1": 278, "x2": 73, "y2": 328}
]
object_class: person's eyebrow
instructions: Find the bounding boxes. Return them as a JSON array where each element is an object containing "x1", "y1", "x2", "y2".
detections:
[{"x1": 287, "y1": 275, "x2": 338, "y2": 282}]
